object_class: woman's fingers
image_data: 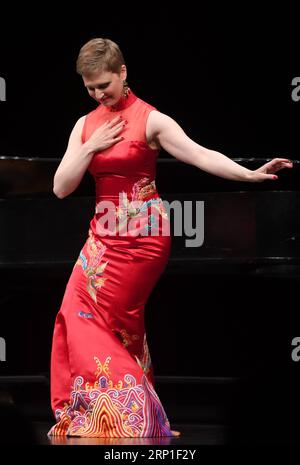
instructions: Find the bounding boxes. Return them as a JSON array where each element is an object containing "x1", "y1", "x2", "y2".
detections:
[
  {"x1": 257, "y1": 159, "x2": 293, "y2": 176},
  {"x1": 108, "y1": 115, "x2": 123, "y2": 127},
  {"x1": 269, "y1": 160, "x2": 293, "y2": 173},
  {"x1": 273, "y1": 157, "x2": 293, "y2": 163},
  {"x1": 252, "y1": 158, "x2": 294, "y2": 182},
  {"x1": 111, "y1": 136, "x2": 124, "y2": 145},
  {"x1": 110, "y1": 121, "x2": 126, "y2": 136}
]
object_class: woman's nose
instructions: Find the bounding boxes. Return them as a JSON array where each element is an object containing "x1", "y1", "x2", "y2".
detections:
[{"x1": 95, "y1": 89, "x2": 104, "y2": 99}]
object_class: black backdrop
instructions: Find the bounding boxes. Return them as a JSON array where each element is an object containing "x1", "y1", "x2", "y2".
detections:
[{"x1": 0, "y1": 6, "x2": 300, "y2": 160}]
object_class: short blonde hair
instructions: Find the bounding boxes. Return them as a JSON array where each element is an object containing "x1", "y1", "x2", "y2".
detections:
[{"x1": 76, "y1": 38, "x2": 125, "y2": 76}]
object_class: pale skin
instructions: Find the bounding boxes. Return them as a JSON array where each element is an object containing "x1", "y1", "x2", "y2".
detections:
[{"x1": 53, "y1": 65, "x2": 293, "y2": 438}]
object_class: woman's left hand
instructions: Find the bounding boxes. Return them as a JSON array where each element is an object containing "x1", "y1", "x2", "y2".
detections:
[{"x1": 249, "y1": 158, "x2": 294, "y2": 182}]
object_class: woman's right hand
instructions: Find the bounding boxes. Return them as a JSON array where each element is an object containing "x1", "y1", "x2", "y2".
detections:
[{"x1": 86, "y1": 115, "x2": 126, "y2": 153}]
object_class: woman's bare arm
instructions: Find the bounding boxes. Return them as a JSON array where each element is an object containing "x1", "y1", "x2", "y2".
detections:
[
  {"x1": 147, "y1": 111, "x2": 293, "y2": 182},
  {"x1": 53, "y1": 117, "x2": 93, "y2": 198},
  {"x1": 53, "y1": 115, "x2": 125, "y2": 198}
]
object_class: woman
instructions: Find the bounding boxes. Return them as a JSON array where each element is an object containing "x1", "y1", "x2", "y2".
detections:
[{"x1": 48, "y1": 38, "x2": 293, "y2": 438}]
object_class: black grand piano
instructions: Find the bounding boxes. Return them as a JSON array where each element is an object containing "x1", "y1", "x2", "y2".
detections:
[{"x1": 1, "y1": 156, "x2": 300, "y2": 443}]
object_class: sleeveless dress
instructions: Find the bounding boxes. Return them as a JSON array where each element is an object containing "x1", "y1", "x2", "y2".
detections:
[{"x1": 48, "y1": 90, "x2": 173, "y2": 437}]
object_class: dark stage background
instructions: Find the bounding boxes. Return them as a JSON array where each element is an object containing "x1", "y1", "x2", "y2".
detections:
[
  {"x1": 1, "y1": 7, "x2": 300, "y2": 444},
  {"x1": 0, "y1": 7, "x2": 300, "y2": 160}
]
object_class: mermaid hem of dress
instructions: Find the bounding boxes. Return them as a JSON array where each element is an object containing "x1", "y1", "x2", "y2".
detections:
[{"x1": 48, "y1": 374, "x2": 173, "y2": 438}]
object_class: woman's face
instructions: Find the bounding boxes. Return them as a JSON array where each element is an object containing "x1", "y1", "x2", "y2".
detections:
[{"x1": 82, "y1": 66, "x2": 126, "y2": 106}]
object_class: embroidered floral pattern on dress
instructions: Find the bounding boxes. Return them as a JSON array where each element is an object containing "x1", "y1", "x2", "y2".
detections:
[
  {"x1": 135, "y1": 334, "x2": 152, "y2": 375},
  {"x1": 131, "y1": 177, "x2": 157, "y2": 201},
  {"x1": 94, "y1": 355, "x2": 112, "y2": 379},
  {"x1": 48, "y1": 356, "x2": 172, "y2": 438},
  {"x1": 75, "y1": 229, "x2": 109, "y2": 302},
  {"x1": 113, "y1": 328, "x2": 140, "y2": 348},
  {"x1": 112, "y1": 177, "x2": 169, "y2": 235},
  {"x1": 78, "y1": 311, "x2": 93, "y2": 319}
]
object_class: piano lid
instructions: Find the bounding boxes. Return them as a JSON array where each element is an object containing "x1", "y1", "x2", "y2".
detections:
[{"x1": 0, "y1": 156, "x2": 299, "y2": 198}]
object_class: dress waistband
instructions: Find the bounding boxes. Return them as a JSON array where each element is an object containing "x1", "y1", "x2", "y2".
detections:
[{"x1": 95, "y1": 176, "x2": 159, "y2": 203}]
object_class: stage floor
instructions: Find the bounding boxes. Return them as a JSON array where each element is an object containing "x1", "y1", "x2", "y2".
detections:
[{"x1": 36, "y1": 422, "x2": 228, "y2": 446}]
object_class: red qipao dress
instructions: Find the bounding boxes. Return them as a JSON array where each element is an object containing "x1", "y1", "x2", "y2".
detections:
[{"x1": 48, "y1": 90, "x2": 173, "y2": 437}]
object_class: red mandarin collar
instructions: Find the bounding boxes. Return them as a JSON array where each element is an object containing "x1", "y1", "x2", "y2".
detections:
[{"x1": 107, "y1": 89, "x2": 137, "y2": 112}]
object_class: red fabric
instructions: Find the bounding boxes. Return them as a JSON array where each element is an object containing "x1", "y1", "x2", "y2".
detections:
[{"x1": 48, "y1": 91, "x2": 173, "y2": 437}]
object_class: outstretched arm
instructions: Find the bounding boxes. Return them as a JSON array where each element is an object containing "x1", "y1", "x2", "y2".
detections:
[{"x1": 147, "y1": 111, "x2": 293, "y2": 182}]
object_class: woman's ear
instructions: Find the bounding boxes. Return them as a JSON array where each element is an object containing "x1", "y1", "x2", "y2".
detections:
[{"x1": 120, "y1": 64, "x2": 127, "y2": 81}]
